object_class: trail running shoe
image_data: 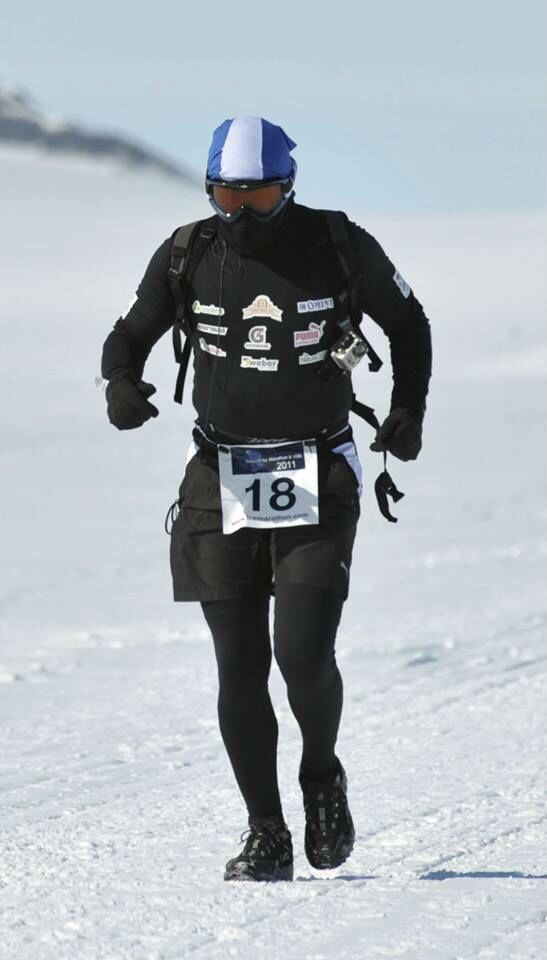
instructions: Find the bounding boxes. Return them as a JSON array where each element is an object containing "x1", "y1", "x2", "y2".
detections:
[
  {"x1": 299, "y1": 757, "x2": 355, "y2": 869},
  {"x1": 224, "y1": 813, "x2": 294, "y2": 882}
]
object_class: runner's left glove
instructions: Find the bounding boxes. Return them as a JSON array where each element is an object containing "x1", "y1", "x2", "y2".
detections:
[
  {"x1": 370, "y1": 406, "x2": 422, "y2": 461},
  {"x1": 105, "y1": 372, "x2": 159, "y2": 430}
]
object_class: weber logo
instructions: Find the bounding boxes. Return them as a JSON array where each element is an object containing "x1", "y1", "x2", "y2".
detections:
[{"x1": 240, "y1": 355, "x2": 279, "y2": 372}]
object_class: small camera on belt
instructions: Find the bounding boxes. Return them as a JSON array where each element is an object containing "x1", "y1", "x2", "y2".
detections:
[{"x1": 330, "y1": 329, "x2": 369, "y2": 373}]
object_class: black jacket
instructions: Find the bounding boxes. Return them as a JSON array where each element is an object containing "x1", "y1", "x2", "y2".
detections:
[{"x1": 101, "y1": 200, "x2": 432, "y2": 439}]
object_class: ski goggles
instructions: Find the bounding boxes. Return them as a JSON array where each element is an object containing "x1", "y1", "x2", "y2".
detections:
[{"x1": 205, "y1": 177, "x2": 293, "y2": 222}]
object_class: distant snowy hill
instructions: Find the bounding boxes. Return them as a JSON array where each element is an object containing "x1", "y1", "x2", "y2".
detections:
[{"x1": 0, "y1": 83, "x2": 198, "y2": 183}]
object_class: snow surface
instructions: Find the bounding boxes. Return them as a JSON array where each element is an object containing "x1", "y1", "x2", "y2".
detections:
[{"x1": 0, "y1": 149, "x2": 546, "y2": 959}]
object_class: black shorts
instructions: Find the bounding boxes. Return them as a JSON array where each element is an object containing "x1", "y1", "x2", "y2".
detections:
[{"x1": 168, "y1": 442, "x2": 361, "y2": 603}]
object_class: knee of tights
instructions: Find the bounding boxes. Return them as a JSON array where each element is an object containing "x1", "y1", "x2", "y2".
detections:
[
  {"x1": 274, "y1": 649, "x2": 338, "y2": 691},
  {"x1": 217, "y1": 664, "x2": 272, "y2": 691},
  {"x1": 215, "y1": 643, "x2": 272, "y2": 686}
]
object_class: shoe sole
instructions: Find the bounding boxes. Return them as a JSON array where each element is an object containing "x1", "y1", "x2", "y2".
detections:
[
  {"x1": 224, "y1": 863, "x2": 294, "y2": 882},
  {"x1": 305, "y1": 823, "x2": 355, "y2": 870},
  {"x1": 306, "y1": 840, "x2": 354, "y2": 870}
]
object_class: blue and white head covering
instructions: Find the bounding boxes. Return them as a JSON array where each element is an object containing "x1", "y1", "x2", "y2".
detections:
[{"x1": 207, "y1": 116, "x2": 297, "y2": 183}]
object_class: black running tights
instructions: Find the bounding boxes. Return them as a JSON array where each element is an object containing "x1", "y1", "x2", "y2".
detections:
[{"x1": 201, "y1": 584, "x2": 344, "y2": 819}]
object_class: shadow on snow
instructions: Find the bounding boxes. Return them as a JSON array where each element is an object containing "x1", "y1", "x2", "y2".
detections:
[{"x1": 421, "y1": 869, "x2": 547, "y2": 881}]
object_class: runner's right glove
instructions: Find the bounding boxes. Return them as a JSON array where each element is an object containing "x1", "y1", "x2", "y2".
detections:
[{"x1": 105, "y1": 371, "x2": 159, "y2": 430}]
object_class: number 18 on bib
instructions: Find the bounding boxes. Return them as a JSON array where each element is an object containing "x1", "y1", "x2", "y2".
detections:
[{"x1": 218, "y1": 440, "x2": 319, "y2": 535}]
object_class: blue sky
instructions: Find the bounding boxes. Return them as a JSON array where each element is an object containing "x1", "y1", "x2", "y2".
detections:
[{"x1": 2, "y1": 0, "x2": 545, "y2": 213}]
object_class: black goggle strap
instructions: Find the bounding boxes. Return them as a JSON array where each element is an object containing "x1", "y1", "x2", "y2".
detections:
[
  {"x1": 374, "y1": 451, "x2": 405, "y2": 523},
  {"x1": 206, "y1": 177, "x2": 291, "y2": 192},
  {"x1": 350, "y1": 395, "x2": 405, "y2": 523}
]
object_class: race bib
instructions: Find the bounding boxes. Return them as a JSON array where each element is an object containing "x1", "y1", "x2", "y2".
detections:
[{"x1": 218, "y1": 440, "x2": 319, "y2": 535}]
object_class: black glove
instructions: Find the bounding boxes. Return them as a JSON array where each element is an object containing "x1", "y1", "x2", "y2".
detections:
[
  {"x1": 370, "y1": 406, "x2": 422, "y2": 461},
  {"x1": 105, "y1": 372, "x2": 159, "y2": 430}
]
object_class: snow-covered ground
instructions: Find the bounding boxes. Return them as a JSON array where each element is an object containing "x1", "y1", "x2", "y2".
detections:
[{"x1": 1, "y1": 150, "x2": 546, "y2": 959}]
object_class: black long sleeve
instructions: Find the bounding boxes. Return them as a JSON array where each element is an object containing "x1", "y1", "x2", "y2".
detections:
[
  {"x1": 101, "y1": 211, "x2": 432, "y2": 433},
  {"x1": 101, "y1": 235, "x2": 176, "y2": 381},
  {"x1": 346, "y1": 218, "x2": 432, "y2": 423}
]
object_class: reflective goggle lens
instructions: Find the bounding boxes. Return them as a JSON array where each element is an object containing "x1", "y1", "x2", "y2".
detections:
[{"x1": 211, "y1": 183, "x2": 285, "y2": 215}]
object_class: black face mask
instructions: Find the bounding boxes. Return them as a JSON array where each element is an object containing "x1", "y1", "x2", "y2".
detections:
[{"x1": 217, "y1": 198, "x2": 293, "y2": 256}]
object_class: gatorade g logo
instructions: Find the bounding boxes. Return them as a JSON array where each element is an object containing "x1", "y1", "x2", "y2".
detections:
[
  {"x1": 244, "y1": 325, "x2": 272, "y2": 351},
  {"x1": 242, "y1": 295, "x2": 283, "y2": 322}
]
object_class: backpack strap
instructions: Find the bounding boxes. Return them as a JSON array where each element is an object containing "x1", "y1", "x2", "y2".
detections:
[
  {"x1": 323, "y1": 212, "x2": 405, "y2": 522},
  {"x1": 323, "y1": 211, "x2": 383, "y2": 373},
  {"x1": 167, "y1": 219, "x2": 217, "y2": 404}
]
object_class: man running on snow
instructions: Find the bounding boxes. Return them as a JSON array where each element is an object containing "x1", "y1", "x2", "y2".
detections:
[{"x1": 101, "y1": 116, "x2": 432, "y2": 882}]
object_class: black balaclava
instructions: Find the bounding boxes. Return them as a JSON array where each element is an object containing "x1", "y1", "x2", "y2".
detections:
[{"x1": 217, "y1": 196, "x2": 295, "y2": 257}]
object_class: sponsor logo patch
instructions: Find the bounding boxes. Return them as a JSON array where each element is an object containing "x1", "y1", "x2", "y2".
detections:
[
  {"x1": 244, "y1": 325, "x2": 271, "y2": 351},
  {"x1": 294, "y1": 320, "x2": 326, "y2": 348},
  {"x1": 240, "y1": 355, "x2": 279, "y2": 372},
  {"x1": 298, "y1": 350, "x2": 328, "y2": 366},
  {"x1": 192, "y1": 300, "x2": 226, "y2": 316},
  {"x1": 242, "y1": 295, "x2": 283, "y2": 322},
  {"x1": 199, "y1": 337, "x2": 226, "y2": 358},
  {"x1": 393, "y1": 270, "x2": 411, "y2": 299},
  {"x1": 197, "y1": 322, "x2": 228, "y2": 336},
  {"x1": 297, "y1": 297, "x2": 334, "y2": 314}
]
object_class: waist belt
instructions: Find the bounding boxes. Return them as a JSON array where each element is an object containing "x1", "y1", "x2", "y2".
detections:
[{"x1": 193, "y1": 421, "x2": 353, "y2": 458}]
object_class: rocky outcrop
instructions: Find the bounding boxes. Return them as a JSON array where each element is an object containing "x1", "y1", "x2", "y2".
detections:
[{"x1": 0, "y1": 84, "x2": 197, "y2": 183}]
